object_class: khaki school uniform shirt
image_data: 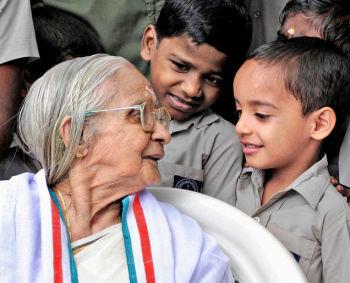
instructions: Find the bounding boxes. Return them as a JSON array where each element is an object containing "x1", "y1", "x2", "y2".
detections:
[
  {"x1": 235, "y1": 156, "x2": 350, "y2": 283},
  {"x1": 0, "y1": 0, "x2": 39, "y2": 64},
  {"x1": 156, "y1": 109, "x2": 243, "y2": 205}
]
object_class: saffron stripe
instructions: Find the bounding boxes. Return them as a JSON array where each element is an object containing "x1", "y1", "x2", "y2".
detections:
[
  {"x1": 133, "y1": 193, "x2": 155, "y2": 283},
  {"x1": 122, "y1": 196, "x2": 138, "y2": 283},
  {"x1": 49, "y1": 190, "x2": 79, "y2": 283},
  {"x1": 51, "y1": 198, "x2": 63, "y2": 283}
]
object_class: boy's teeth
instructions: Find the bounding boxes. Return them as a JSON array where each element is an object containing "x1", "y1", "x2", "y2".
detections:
[
  {"x1": 173, "y1": 95, "x2": 189, "y2": 105},
  {"x1": 246, "y1": 144, "x2": 259, "y2": 148}
]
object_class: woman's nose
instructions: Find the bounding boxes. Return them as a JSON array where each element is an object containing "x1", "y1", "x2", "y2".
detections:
[{"x1": 152, "y1": 121, "x2": 171, "y2": 144}]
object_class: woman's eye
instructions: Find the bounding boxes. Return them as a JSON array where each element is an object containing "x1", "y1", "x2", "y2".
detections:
[
  {"x1": 171, "y1": 60, "x2": 190, "y2": 72},
  {"x1": 255, "y1": 113, "x2": 269, "y2": 120},
  {"x1": 128, "y1": 109, "x2": 141, "y2": 123}
]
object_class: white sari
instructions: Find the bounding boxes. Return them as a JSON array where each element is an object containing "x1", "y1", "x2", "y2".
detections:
[{"x1": 0, "y1": 170, "x2": 233, "y2": 282}]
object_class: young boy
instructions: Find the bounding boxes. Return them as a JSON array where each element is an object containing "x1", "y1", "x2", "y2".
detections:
[
  {"x1": 278, "y1": 0, "x2": 350, "y2": 196},
  {"x1": 234, "y1": 37, "x2": 350, "y2": 283},
  {"x1": 140, "y1": 0, "x2": 252, "y2": 204}
]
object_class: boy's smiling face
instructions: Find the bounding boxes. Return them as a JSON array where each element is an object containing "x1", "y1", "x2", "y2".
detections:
[
  {"x1": 233, "y1": 59, "x2": 315, "y2": 172},
  {"x1": 141, "y1": 26, "x2": 228, "y2": 121}
]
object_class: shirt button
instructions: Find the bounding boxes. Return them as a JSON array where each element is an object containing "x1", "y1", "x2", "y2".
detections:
[
  {"x1": 253, "y1": 10, "x2": 262, "y2": 18},
  {"x1": 253, "y1": 216, "x2": 260, "y2": 223}
]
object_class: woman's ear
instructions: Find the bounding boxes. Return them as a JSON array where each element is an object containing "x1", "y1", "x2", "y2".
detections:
[
  {"x1": 59, "y1": 116, "x2": 72, "y2": 147},
  {"x1": 140, "y1": 24, "x2": 158, "y2": 61},
  {"x1": 59, "y1": 116, "x2": 89, "y2": 157},
  {"x1": 309, "y1": 107, "x2": 336, "y2": 141}
]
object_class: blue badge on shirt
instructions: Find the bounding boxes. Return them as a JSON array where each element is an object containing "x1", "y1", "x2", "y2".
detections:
[
  {"x1": 173, "y1": 175, "x2": 203, "y2": 192},
  {"x1": 291, "y1": 252, "x2": 301, "y2": 262}
]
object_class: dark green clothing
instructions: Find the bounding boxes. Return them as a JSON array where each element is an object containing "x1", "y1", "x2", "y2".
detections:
[{"x1": 44, "y1": 0, "x2": 164, "y2": 74}]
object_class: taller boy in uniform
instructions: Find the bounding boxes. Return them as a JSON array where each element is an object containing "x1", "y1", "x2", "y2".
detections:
[{"x1": 140, "y1": 0, "x2": 251, "y2": 204}]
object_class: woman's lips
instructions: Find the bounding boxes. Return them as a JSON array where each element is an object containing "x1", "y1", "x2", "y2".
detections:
[
  {"x1": 167, "y1": 93, "x2": 199, "y2": 112},
  {"x1": 143, "y1": 153, "x2": 164, "y2": 163}
]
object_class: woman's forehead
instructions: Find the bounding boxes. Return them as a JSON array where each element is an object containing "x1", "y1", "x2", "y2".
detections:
[{"x1": 105, "y1": 71, "x2": 156, "y2": 106}]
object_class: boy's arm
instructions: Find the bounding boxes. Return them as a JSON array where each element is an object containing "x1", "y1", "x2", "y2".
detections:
[
  {"x1": 0, "y1": 0, "x2": 39, "y2": 158},
  {"x1": 321, "y1": 208, "x2": 350, "y2": 283},
  {"x1": 202, "y1": 124, "x2": 243, "y2": 205},
  {"x1": 0, "y1": 63, "x2": 23, "y2": 158}
]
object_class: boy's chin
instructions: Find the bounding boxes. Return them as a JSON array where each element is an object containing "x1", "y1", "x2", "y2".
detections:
[
  {"x1": 168, "y1": 109, "x2": 192, "y2": 121},
  {"x1": 169, "y1": 108, "x2": 206, "y2": 121},
  {"x1": 244, "y1": 158, "x2": 267, "y2": 170}
]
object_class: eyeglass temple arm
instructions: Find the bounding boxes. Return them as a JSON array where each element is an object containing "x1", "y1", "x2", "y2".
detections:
[{"x1": 85, "y1": 105, "x2": 143, "y2": 116}]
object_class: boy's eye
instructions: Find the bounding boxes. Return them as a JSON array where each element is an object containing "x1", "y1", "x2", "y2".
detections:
[
  {"x1": 255, "y1": 113, "x2": 269, "y2": 120},
  {"x1": 236, "y1": 109, "x2": 242, "y2": 118},
  {"x1": 170, "y1": 60, "x2": 190, "y2": 72},
  {"x1": 205, "y1": 75, "x2": 223, "y2": 87}
]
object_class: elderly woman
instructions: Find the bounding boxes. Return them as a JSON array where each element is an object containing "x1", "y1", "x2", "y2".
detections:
[{"x1": 0, "y1": 54, "x2": 233, "y2": 282}]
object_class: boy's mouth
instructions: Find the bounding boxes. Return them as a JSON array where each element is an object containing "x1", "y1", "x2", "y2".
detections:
[
  {"x1": 241, "y1": 142, "x2": 263, "y2": 154},
  {"x1": 167, "y1": 93, "x2": 200, "y2": 113}
]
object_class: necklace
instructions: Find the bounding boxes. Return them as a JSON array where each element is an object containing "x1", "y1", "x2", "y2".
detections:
[{"x1": 55, "y1": 189, "x2": 72, "y2": 240}]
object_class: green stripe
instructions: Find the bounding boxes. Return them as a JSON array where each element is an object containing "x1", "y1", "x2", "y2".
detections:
[
  {"x1": 49, "y1": 189, "x2": 79, "y2": 283},
  {"x1": 122, "y1": 196, "x2": 138, "y2": 283}
]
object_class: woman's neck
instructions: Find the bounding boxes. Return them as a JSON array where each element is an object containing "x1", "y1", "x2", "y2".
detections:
[{"x1": 54, "y1": 173, "x2": 124, "y2": 242}]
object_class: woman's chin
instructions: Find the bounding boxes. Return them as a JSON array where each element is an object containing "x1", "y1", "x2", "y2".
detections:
[{"x1": 143, "y1": 169, "x2": 161, "y2": 187}]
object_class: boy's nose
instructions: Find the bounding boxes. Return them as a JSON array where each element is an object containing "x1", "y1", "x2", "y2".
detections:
[
  {"x1": 181, "y1": 75, "x2": 202, "y2": 98},
  {"x1": 235, "y1": 114, "x2": 252, "y2": 137}
]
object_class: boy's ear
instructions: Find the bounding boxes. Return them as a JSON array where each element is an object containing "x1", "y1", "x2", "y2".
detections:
[
  {"x1": 140, "y1": 24, "x2": 158, "y2": 61},
  {"x1": 309, "y1": 107, "x2": 336, "y2": 141}
]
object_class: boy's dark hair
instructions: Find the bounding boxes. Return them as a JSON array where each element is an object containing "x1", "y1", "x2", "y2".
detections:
[
  {"x1": 279, "y1": 0, "x2": 350, "y2": 57},
  {"x1": 249, "y1": 37, "x2": 350, "y2": 160},
  {"x1": 155, "y1": 0, "x2": 252, "y2": 69},
  {"x1": 27, "y1": 4, "x2": 105, "y2": 82}
]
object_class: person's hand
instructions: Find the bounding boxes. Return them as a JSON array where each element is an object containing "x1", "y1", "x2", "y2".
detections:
[{"x1": 331, "y1": 176, "x2": 350, "y2": 205}]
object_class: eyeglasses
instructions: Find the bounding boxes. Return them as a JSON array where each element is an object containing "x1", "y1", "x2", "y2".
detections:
[{"x1": 85, "y1": 102, "x2": 171, "y2": 133}]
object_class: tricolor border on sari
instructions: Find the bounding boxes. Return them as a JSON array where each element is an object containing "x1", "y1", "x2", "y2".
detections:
[
  {"x1": 122, "y1": 192, "x2": 156, "y2": 283},
  {"x1": 49, "y1": 190, "x2": 78, "y2": 283}
]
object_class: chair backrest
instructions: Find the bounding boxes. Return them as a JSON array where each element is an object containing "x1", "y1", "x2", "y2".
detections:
[{"x1": 148, "y1": 187, "x2": 308, "y2": 283}]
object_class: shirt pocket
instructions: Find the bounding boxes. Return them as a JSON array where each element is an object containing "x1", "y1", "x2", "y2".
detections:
[
  {"x1": 267, "y1": 222, "x2": 318, "y2": 275},
  {"x1": 158, "y1": 161, "x2": 204, "y2": 192}
]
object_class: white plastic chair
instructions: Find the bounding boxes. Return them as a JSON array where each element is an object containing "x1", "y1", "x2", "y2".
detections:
[{"x1": 148, "y1": 187, "x2": 308, "y2": 283}]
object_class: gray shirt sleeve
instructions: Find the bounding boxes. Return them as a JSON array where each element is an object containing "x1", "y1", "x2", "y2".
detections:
[
  {"x1": 321, "y1": 207, "x2": 350, "y2": 283},
  {"x1": 0, "y1": 0, "x2": 39, "y2": 64},
  {"x1": 202, "y1": 123, "x2": 243, "y2": 205}
]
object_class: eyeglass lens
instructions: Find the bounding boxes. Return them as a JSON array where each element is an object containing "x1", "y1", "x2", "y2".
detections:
[{"x1": 141, "y1": 102, "x2": 170, "y2": 133}]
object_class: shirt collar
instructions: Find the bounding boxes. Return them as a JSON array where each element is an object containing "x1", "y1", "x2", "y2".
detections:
[
  {"x1": 240, "y1": 155, "x2": 330, "y2": 209},
  {"x1": 169, "y1": 108, "x2": 220, "y2": 134},
  {"x1": 288, "y1": 155, "x2": 330, "y2": 209}
]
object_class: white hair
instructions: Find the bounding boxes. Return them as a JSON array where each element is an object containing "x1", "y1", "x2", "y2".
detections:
[{"x1": 18, "y1": 54, "x2": 130, "y2": 186}]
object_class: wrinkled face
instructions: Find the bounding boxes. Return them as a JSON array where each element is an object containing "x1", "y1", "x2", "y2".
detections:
[
  {"x1": 233, "y1": 60, "x2": 312, "y2": 172},
  {"x1": 144, "y1": 33, "x2": 228, "y2": 121},
  {"x1": 86, "y1": 65, "x2": 171, "y2": 192},
  {"x1": 279, "y1": 13, "x2": 322, "y2": 39}
]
